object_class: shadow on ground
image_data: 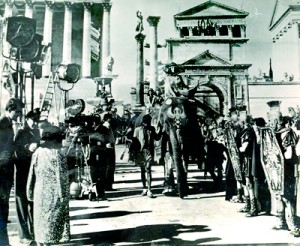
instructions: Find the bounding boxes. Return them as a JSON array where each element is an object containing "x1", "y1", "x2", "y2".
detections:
[
  {"x1": 70, "y1": 210, "x2": 151, "y2": 220},
  {"x1": 69, "y1": 206, "x2": 109, "y2": 212},
  {"x1": 103, "y1": 180, "x2": 225, "y2": 200},
  {"x1": 61, "y1": 223, "x2": 221, "y2": 245}
]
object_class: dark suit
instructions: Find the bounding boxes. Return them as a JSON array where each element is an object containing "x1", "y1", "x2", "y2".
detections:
[
  {"x1": 0, "y1": 116, "x2": 15, "y2": 245},
  {"x1": 14, "y1": 125, "x2": 40, "y2": 240}
]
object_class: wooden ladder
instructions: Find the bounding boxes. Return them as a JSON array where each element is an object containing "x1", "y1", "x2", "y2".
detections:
[{"x1": 40, "y1": 73, "x2": 58, "y2": 121}]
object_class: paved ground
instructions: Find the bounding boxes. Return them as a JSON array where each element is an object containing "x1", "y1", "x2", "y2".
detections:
[{"x1": 7, "y1": 145, "x2": 300, "y2": 245}]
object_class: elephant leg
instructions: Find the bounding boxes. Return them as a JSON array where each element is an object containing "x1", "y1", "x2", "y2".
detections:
[
  {"x1": 160, "y1": 133, "x2": 168, "y2": 166},
  {"x1": 174, "y1": 159, "x2": 188, "y2": 199},
  {"x1": 163, "y1": 153, "x2": 176, "y2": 195}
]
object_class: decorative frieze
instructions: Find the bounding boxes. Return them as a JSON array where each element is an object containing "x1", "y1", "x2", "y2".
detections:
[{"x1": 176, "y1": 18, "x2": 246, "y2": 28}]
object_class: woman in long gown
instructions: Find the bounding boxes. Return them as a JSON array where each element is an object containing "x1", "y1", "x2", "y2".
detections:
[{"x1": 27, "y1": 124, "x2": 70, "y2": 245}]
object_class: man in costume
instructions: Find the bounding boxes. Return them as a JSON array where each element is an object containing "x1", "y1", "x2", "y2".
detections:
[
  {"x1": 273, "y1": 116, "x2": 300, "y2": 236},
  {"x1": 133, "y1": 114, "x2": 162, "y2": 198},
  {"x1": 224, "y1": 107, "x2": 243, "y2": 202},
  {"x1": 238, "y1": 115, "x2": 261, "y2": 217}
]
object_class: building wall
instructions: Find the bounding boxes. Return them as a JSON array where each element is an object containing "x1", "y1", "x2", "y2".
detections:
[
  {"x1": 249, "y1": 83, "x2": 300, "y2": 119},
  {"x1": 272, "y1": 24, "x2": 300, "y2": 81},
  {"x1": 231, "y1": 43, "x2": 247, "y2": 64},
  {"x1": 170, "y1": 41, "x2": 231, "y2": 63}
]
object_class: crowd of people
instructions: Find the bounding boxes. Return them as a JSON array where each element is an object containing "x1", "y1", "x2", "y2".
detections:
[
  {"x1": 0, "y1": 97, "x2": 125, "y2": 245},
  {"x1": 1, "y1": 92, "x2": 300, "y2": 245},
  {"x1": 196, "y1": 105, "x2": 300, "y2": 237}
]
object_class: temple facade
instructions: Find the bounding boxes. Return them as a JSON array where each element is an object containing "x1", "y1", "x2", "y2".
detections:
[
  {"x1": 0, "y1": 0, "x2": 112, "y2": 78},
  {"x1": 166, "y1": 0, "x2": 252, "y2": 116}
]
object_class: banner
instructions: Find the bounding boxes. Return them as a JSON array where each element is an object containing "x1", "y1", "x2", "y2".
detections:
[
  {"x1": 224, "y1": 127, "x2": 242, "y2": 181},
  {"x1": 260, "y1": 127, "x2": 284, "y2": 195},
  {"x1": 91, "y1": 24, "x2": 101, "y2": 61}
]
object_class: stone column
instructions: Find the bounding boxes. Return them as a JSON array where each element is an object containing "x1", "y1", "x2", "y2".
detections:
[
  {"x1": 42, "y1": 1, "x2": 54, "y2": 77},
  {"x1": 4, "y1": 0, "x2": 13, "y2": 18},
  {"x1": 62, "y1": 2, "x2": 73, "y2": 64},
  {"x1": 223, "y1": 101, "x2": 229, "y2": 120},
  {"x1": 82, "y1": 3, "x2": 92, "y2": 77},
  {"x1": 216, "y1": 26, "x2": 220, "y2": 37},
  {"x1": 188, "y1": 27, "x2": 193, "y2": 37},
  {"x1": 227, "y1": 76, "x2": 232, "y2": 111},
  {"x1": 147, "y1": 16, "x2": 160, "y2": 90},
  {"x1": 25, "y1": 0, "x2": 33, "y2": 18},
  {"x1": 241, "y1": 25, "x2": 246, "y2": 38},
  {"x1": 244, "y1": 76, "x2": 250, "y2": 113},
  {"x1": 167, "y1": 42, "x2": 173, "y2": 62},
  {"x1": 101, "y1": 2, "x2": 112, "y2": 75},
  {"x1": 228, "y1": 25, "x2": 233, "y2": 38},
  {"x1": 135, "y1": 33, "x2": 146, "y2": 107}
]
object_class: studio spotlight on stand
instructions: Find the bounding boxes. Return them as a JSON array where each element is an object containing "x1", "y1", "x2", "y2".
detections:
[{"x1": 56, "y1": 63, "x2": 81, "y2": 84}]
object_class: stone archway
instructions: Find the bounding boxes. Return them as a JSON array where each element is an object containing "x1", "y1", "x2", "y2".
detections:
[{"x1": 193, "y1": 76, "x2": 229, "y2": 118}]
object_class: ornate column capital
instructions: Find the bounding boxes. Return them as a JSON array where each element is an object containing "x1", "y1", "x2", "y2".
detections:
[
  {"x1": 4, "y1": 0, "x2": 14, "y2": 6},
  {"x1": 147, "y1": 16, "x2": 160, "y2": 27},
  {"x1": 102, "y1": 2, "x2": 112, "y2": 12},
  {"x1": 64, "y1": 1, "x2": 73, "y2": 9},
  {"x1": 135, "y1": 33, "x2": 146, "y2": 42},
  {"x1": 83, "y1": 2, "x2": 92, "y2": 10},
  {"x1": 45, "y1": 1, "x2": 54, "y2": 8},
  {"x1": 25, "y1": 0, "x2": 33, "y2": 7}
]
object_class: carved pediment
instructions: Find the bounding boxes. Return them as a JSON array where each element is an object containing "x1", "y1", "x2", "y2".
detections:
[
  {"x1": 175, "y1": 0, "x2": 248, "y2": 19},
  {"x1": 181, "y1": 50, "x2": 233, "y2": 67},
  {"x1": 270, "y1": 0, "x2": 300, "y2": 30}
]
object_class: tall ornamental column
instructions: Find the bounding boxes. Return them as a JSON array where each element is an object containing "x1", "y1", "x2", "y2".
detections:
[
  {"x1": 42, "y1": 1, "x2": 54, "y2": 77},
  {"x1": 82, "y1": 3, "x2": 92, "y2": 77},
  {"x1": 62, "y1": 1, "x2": 72, "y2": 64},
  {"x1": 167, "y1": 42, "x2": 173, "y2": 62},
  {"x1": 101, "y1": 2, "x2": 112, "y2": 75},
  {"x1": 147, "y1": 16, "x2": 160, "y2": 90},
  {"x1": 227, "y1": 76, "x2": 232, "y2": 110},
  {"x1": 135, "y1": 33, "x2": 146, "y2": 107},
  {"x1": 244, "y1": 76, "x2": 250, "y2": 113},
  {"x1": 25, "y1": 0, "x2": 33, "y2": 18}
]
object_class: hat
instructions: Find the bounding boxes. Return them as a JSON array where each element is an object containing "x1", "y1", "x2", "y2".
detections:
[
  {"x1": 237, "y1": 105, "x2": 247, "y2": 112},
  {"x1": 267, "y1": 100, "x2": 281, "y2": 109},
  {"x1": 26, "y1": 108, "x2": 41, "y2": 122},
  {"x1": 41, "y1": 123, "x2": 62, "y2": 141},
  {"x1": 228, "y1": 107, "x2": 238, "y2": 115},
  {"x1": 254, "y1": 117, "x2": 266, "y2": 127},
  {"x1": 142, "y1": 114, "x2": 152, "y2": 124}
]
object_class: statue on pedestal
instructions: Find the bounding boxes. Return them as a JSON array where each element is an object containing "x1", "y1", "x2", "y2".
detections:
[
  {"x1": 136, "y1": 11, "x2": 144, "y2": 33},
  {"x1": 104, "y1": 56, "x2": 114, "y2": 74}
]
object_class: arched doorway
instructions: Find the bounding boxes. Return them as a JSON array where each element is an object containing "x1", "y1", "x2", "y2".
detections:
[{"x1": 194, "y1": 82, "x2": 226, "y2": 118}]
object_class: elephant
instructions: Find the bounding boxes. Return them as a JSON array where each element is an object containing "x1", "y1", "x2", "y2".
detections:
[
  {"x1": 158, "y1": 97, "x2": 205, "y2": 198},
  {"x1": 131, "y1": 98, "x2": 204, "y2": 198}
]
